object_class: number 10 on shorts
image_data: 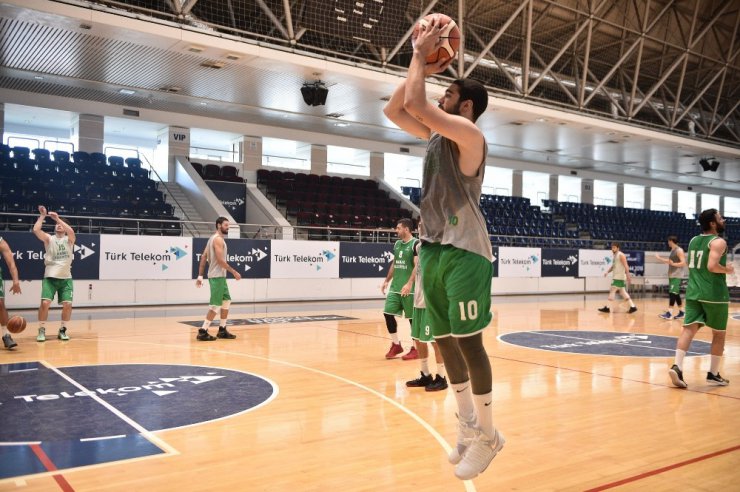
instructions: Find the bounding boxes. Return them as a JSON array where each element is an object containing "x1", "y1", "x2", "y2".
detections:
[{"x1": 458, "y1": 300, "x2": 478, "y2": 321}]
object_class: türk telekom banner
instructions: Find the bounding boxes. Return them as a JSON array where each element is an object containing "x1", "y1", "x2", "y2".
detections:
[
  {"x1": 491, "y1": 246, "x2": 499, "y2": 278},
  {"x1": 498, "y1": 247, "x2": 541, "y2": 277},
  {"x1": 206, "y1": 181, "x2": 247, "y2": 223},
  {"x1": 624, "y1": 250, "x2": 645, "y2": 277},
  {"x1": 338, "y1": 242, "x2": 393, "y2": 278},
  {"x1": 192, "y1": 238, "x2": 270, "y2": 279},
  {"x1": 270, "y1": 240, "x2": 340, "y2": 278},
  {"x1": 0, "y1": 231, "x2": 100, "y2": 280},
  {"x1": 578, "y1": 249, "x2": 612, "y2": 277},
  {"x1": 99, "y1": 235, "x2": 192, "y2": 279},
  {"x1": 541, "y1": 249, "x2": 579, "y2": 277}
]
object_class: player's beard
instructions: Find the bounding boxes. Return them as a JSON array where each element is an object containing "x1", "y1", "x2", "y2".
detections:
[{"x1": 716, "y1": 222, "x2": 725, "y2": 235}]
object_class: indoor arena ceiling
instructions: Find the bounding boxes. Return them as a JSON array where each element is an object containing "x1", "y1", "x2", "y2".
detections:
[{"x1": 0, "y1": 0, "x2": 738, "y2": 191}]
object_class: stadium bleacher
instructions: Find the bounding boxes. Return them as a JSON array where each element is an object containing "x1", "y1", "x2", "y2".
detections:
[
  {"x1": 0, "y1": 145, "x2": 181, "y2": 236},
  {"x1": 401, "y1": 186, "x2": 737, "y2": 250}
]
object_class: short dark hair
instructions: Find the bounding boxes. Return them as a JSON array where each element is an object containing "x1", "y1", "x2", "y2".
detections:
[
  {"x1": 698, "y1": 208, "x2": 718, "y2": 232},
  {"x1": 397, "y1": 218, "x2": 414, "y2": 230},
  {"x1": 452, "y1": 79, "x2": 488, "y2": 122},
  {"x1": 611, "y1": 242, "x2": 620, "y2": 250},
  {"x1": 216, "y1": 216, "x2": 229, "y2": 227},
  {"x1": 667, "y1": 235, "x2": 678, "y2": 244}
]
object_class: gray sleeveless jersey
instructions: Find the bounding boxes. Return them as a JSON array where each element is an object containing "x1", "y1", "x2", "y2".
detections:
[
  {"x1": 419, "y1": 133, "x2": 492, "y2": 261},
  {"x1": 668, "y1": 247, "x2": 684, "y2": 278},
  {"x1": 206, "y1": 233, "x2": 227, "y2": 278}
]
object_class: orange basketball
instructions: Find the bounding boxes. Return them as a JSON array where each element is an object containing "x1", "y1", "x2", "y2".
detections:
[
  {"x1": 7, "y1": 316, "x2": 26, "y2": 334},
  {"x1": 412, "y1": 13, "x2": 461, "y2": 64}
]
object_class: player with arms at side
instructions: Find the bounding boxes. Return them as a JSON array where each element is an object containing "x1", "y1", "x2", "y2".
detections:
[
  {"x1": 0, "y1": 236, "x2": 22, "y2": 349},
  {"x1": 384, "y1": 16, "x2": 504, "y2": 480},
  {"x1": 381, "y1": 218, "x2": 418, "y2": 359},
  {"x1": 655, "y1": 235, "x2": 686, "y2": 320},
  {"x1": 33, "y1": 205, "x2": 75, "y2": 342},
  {"x1": 669, "y1": 209, "x2": 734, "y2": 388},
  {"x1": 405, "y1": 230, "x2": 448, "y2": 391},
  {"x1": 598, "y1": 242, "x2": 637, "y2": 314},
  {"x1": 195, "y1": 217, "x2": 241, "y2": 341}
]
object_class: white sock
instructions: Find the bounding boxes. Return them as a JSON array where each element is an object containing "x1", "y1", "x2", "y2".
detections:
[
  {"x1": 419, "y1": 358, "x2": 429, "y2": 375},
  {"x1": 473, "y1": 391, "x2": 495, "y2": 437},
  {"x1": 437, "y1": 363, "x2": 446, "y2": 378},
  {"x1": 674, "y1": 349, "x2": 687, "y2": 370},
  {"x1": 219, "y1": 320, "x2": 227, "y2": 329},
  {"x1": 201, "y1": 319, "x2": 210, "y2": 331},
  {"x1": 39, "y1": 321, "x2": 46, "y2": 331},
  {"x1": 710, "y1": 355, "x2": 722, "y2": 375},
  {"x1": 451, "y1": 382, "x2": 475, "y2": 421},
  {"x1": 391, "y1": 333, "x2": 399, "y2": 344},
  {"x1": 1, "y1": 325, "x2": 8, "y2": 336}
]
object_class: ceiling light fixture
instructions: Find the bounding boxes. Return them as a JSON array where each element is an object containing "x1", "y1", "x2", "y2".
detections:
[
  {"x1": 119, "y1": 88, "x2": 136, "y2": 95},
  {"x1": 699, "y1": 158, "x2": 720, "y2": 172}
]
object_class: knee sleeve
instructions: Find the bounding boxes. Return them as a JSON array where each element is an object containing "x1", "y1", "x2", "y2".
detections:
[
  {"x1": 208, "y1": 305, "x2": 219, "y2": 314},
  {"x1": 384, "y1": 313, "x2": 397, "y2": 333},
  {"x1": 669, "y1": 293, "x2": 677, "y2": 306},
  {"x1": 221, "y1": 300, "x2": 231, "y2": 310},
  {"x1": 618, "y1": 287, "x2": 630, "y2": 300}
]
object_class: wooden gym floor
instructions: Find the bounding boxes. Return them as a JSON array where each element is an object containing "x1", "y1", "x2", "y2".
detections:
[{"x1": 1, "y1": 294, "x2": 738, "y2": 492}]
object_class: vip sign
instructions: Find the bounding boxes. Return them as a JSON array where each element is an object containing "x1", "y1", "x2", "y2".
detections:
[
  {"x1": 99, "y1": 235, "x2": 192, "y2": 279},
  {"x1": 171, "y1": 131, "x2": 188, "y2": 143},
  {"x1": 578, "y1": 249, "x2": 612, "y2": 277},
  {"x1": 270, "y1": 240, "x2": 339, "y2": 278},
  {"x1": 498, "y1": 247, "x2": 541, "y2": 278}
]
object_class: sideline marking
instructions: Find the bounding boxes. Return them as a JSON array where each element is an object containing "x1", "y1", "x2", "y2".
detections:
[
  {"x1": 585, "y1": 444, "x2": 740, "y2": 491},
  {"x1": 30, "y1": 444, "x2": 74, "y2": 492}
]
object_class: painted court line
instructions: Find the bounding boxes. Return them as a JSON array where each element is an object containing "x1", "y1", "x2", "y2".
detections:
[
  {"x1": 585, "y1": 444, "x2": 740, "y2": 491},
  {"x1": 9, "y1": 368, "x2": 39, "y2": 373},
  {"x1": 30, "y1": 444, "x2": 74, "y2": 492},
  {"x1": 79, "y1": 435, "x2": 126, "y2": 442},
  {"x1": 39, "y1": 360, "x2": 179, "y2": 456},
  {"x1": 82, "y1": 338, "x2": 479, "y2": 492}
]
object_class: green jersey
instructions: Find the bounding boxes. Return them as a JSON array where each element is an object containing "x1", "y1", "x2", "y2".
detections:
[
  {"x1": 389, "y1": 238, "x2": 418, "y2": 293},
  {"x1": 686, "y1": 234, "x2": 728, "y2": 303}
]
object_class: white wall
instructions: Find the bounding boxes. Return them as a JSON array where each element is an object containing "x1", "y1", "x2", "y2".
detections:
[{"x1": 7, "y1": 275, "x2": 613, "y2": 310}]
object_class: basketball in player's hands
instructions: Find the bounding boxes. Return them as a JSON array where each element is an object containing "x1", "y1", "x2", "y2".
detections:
[
  {"x1": 411, "y1": 13, "x2": 461, "y2": 64},
  {"x1": 7, "y1": 316, "x2": 26, "y2": 334}
]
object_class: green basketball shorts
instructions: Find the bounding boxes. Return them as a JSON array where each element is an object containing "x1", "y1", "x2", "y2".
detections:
[
  {"x1": 41, "y1": 278, "x2": 73, "y2": 304},
  {"x1": 683, "y1": 299, "x2": 728, "y2": 331},
  {"x1": 411, "y1": 307, "x2": 434, "y2": 342},
  {"x1": 668, "y1": 278, "x2": 681, "y2": 295},
  {"x1": 419, "y1": 243, "x2": 492, "y2": 338},
  {"x1": 208, "y1": 277, "x2": 231, "y2": 306}
]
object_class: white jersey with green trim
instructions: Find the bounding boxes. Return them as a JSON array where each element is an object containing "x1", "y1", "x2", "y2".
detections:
[{"x1": 44, "y1": 235, "x2": 73, "y2": 279}]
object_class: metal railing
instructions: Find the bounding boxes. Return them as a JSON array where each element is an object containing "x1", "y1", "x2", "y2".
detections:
[{"x1": 139, "y1": 154, "x2": 200, "y2": 238}]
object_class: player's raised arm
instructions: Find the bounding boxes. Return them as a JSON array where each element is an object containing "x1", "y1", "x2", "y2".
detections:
[{"x1": 33, "y1": 205, "x2": 50, "y2": 245}]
